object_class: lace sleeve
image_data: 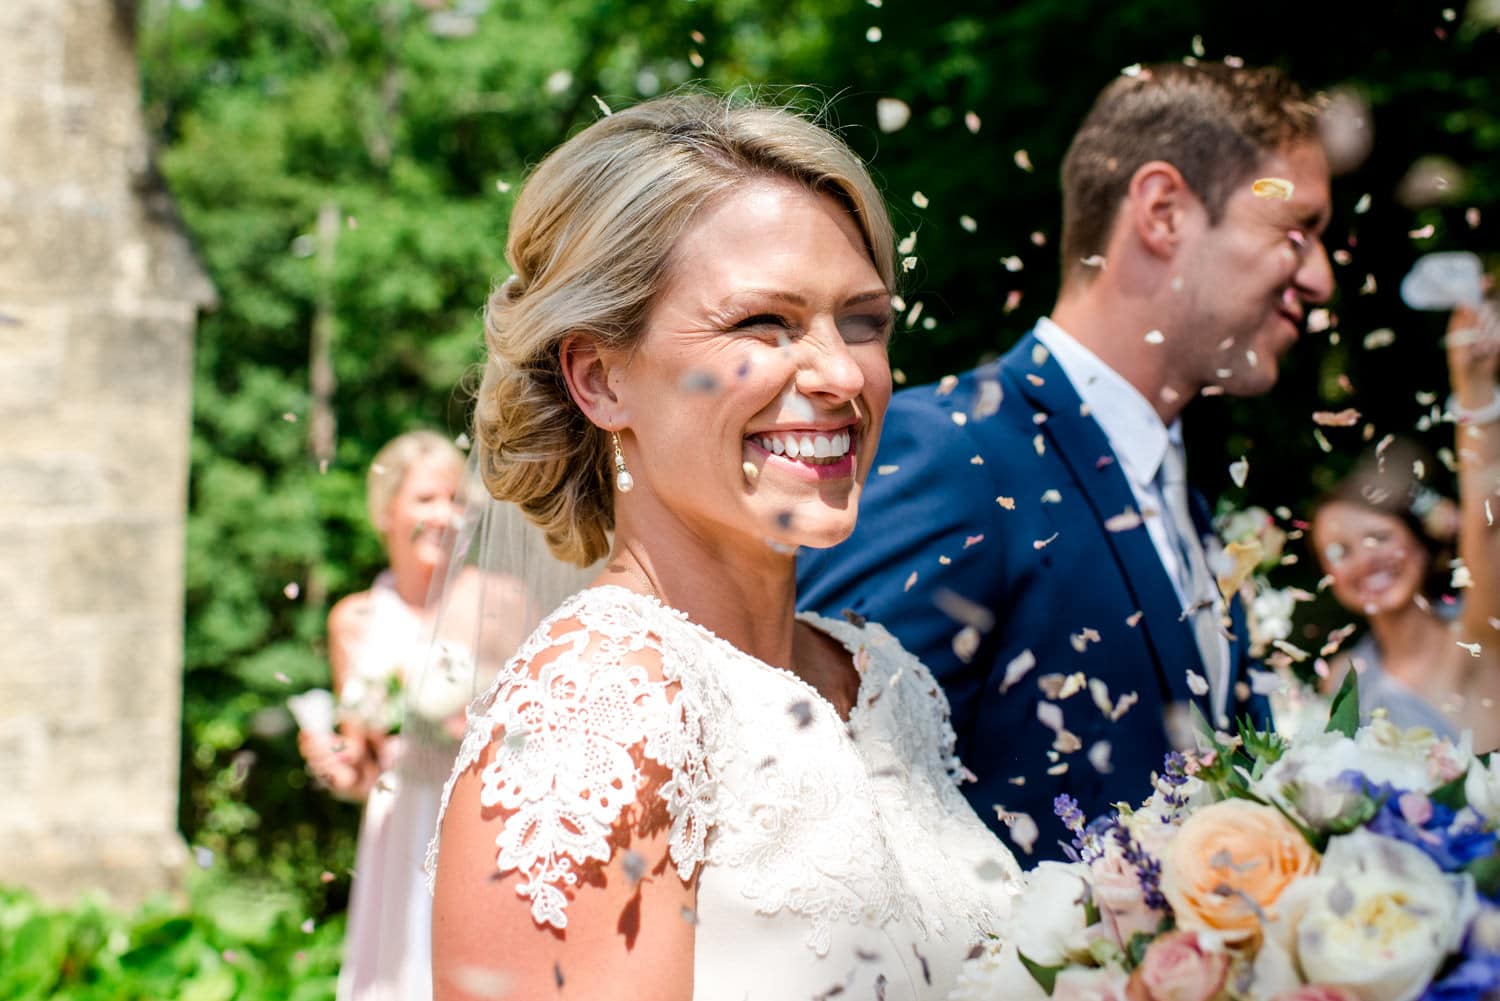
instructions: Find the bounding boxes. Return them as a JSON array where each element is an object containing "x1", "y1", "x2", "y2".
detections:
[{"x1": 426, "y1": 600, "x2": 715, "y2": 930}]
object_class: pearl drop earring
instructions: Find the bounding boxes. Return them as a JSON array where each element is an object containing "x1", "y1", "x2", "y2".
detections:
[{"x1": 612, "y1": 432, "x2": 634, "y2": 493}]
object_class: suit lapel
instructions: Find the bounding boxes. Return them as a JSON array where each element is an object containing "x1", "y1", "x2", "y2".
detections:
[{"x1": 1006, "y1": 330, "x2": 1203, "y2": 706}]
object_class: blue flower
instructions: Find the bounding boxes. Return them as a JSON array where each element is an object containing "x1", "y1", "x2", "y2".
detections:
[
  {"x1": 1415, "y1": 930, "x2": 1500, "y2": 1001},
  {"x1": 1356, "y1": 776, "x2": 1497, "y2": 872}
]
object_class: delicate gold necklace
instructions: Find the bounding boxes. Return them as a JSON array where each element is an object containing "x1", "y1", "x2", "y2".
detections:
[{"x1": 611, "y1": 560, "x2": 659, "y2": 601}]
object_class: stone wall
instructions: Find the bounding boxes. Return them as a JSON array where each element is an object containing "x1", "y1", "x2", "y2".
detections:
[{"x1": 0, "y1": 0, "x2": 213, "y2": 905}]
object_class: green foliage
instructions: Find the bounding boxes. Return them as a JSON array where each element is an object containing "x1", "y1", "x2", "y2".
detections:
[
  {"x1": 0, "y1": 878, "x2": 341, "y2": 1001},
  {"x1": 1325, "y1": 668, "x2": 1362, "y2": 739}
]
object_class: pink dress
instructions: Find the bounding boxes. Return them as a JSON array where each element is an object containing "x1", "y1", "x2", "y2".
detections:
[{"x1": 337, "y1": 571, "x2": 456, "y2": 1001}]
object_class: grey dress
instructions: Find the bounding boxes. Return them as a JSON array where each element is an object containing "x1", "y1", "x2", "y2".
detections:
[{"x1": 1336, "y1": 633, "x2": 1462, "y2": 741}]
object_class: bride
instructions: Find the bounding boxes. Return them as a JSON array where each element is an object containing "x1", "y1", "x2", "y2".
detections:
[{"x1": 428, "y1": 92, "x2": 1020, "y2": 1000}]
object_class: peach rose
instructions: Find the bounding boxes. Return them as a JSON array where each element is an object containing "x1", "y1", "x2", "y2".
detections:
[
  {"x1": 1127, "y1": 931, "x2": 1229, "y2": 1001},
  {"x1": 1054, "y1": 967, "x2": 1131, "y2": 1001},
  {"x1": 1160, "y1": 799, "x2": 1318, "y2": 943}
]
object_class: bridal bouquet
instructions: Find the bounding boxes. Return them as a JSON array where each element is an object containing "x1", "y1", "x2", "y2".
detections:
[
  {"x1": 288, "y1": 641, "x2": 475, "y2": 737},
  {"x1": 953, "y1": 678, "x2": 1500, "y2": 1001}
]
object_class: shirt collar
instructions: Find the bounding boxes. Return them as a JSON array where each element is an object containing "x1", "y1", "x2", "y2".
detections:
[{"x1": 1033, "y1": 316, "x2": 1180, "y2": 487}]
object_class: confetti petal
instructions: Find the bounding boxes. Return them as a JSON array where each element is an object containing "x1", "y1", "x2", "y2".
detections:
[
  {"x1": 1252, "y1": 177, "x2": 1295, "y2": 200},
  {"x1": 999, "y1": 649, "x2": 1036, "y2": 693},
  {"x1": 875, "y1": 98, "x2": 911, "y2": 133},
  {"x1": 1228, "y1": 456, "x2": 1249, "y2": 488},
  {"x1": 1312, "y1": 408, "x2": 1361, "y2": 427}
]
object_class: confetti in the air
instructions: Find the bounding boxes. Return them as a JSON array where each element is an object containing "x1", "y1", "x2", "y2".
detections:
[
  {"x1": 1458, "y1": 641, "x2": 1482, "y2": 658},
  {"x1": 1041, "y1": 488, "x2": 1061, "y2": 504},
  {"x1": 1229, "y1": 456, "x2": 1249, "y2": 488},
  {"x1": 1409, "y1": 223, "x2": 1437, "y2": 239},
  {"x1": 1105, "y1": 509, "x2": 1143, "y2": 532},
  {"x1": 1080, "y1": 254, "x2": 1106, "y2": 269},
  {"x1": 875, "y1": 98, "x2": 911, "y2": 133},
  {"x1": 1312, "y1": 408, "x2": 1361, "y2": 427},
  {"x1": 997, "y1": 496, "x2": 1016, "y2": 510},
  {"x1": 1002, "y1": 255, "x2": 1023, "y2": 272},
  {"x1": 959, "y1": 215, "x2": 978, "y2": 233},
  {"x1": 1252, "y1": 177, "x2": 1295, "y2": 200},
  {"x1": 1144, "y1": 329, "x2": 1165, "y2": 345},
  {"x1": 999, "y1": 649, "x2": 1037, "y2": 693},
  {"x1": 1013, "y1": 150, "x2": 1034, "y2": 172},
  {"x1": 1354, "y1": 193, "x2": 1372, "y2": 214},
  {"x1": 1185, "y1": 670, "x2": 1210, "y2": 696},
  {"x1": 1364, "y1": 328, "x2": 1395, "y2": 349},
  {"x1": 865, "y1": 26, "x2": 882, "y2": 42},
  {"x1": 283, "y1": 582, "x2": 300, "y2": 600},
  {"x1": 592, "y1": 95, "x2": 612, "y2": 116},
  {"x1": 1033, "y1": 434, "x2": 1045, "y2": 457},
  {"x1": 912, "y1": 191, "x2": 930, "y2": 209},
  {"x1": 1032, "y1": 532, "x2": 1058, "y2": 550},
  {"x1": 904, "y1": 571, "x2": 918, "y2": 592},
  {"x1": 964, "y1": 111, "x2": 981, "y2": 134},
  {"x1": 877, "y1": 464, "x2": 899, "y2": 475}
]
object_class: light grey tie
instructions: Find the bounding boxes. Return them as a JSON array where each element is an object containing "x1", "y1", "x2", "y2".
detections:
[{"x1": 1157, "y1": 440, "x2": 1228, "y2": 723}]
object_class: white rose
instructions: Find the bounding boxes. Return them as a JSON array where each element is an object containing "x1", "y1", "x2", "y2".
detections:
[
  {"x1": 1466, "y1": 754, "x2": 1500, "y2": 822},
  {"x1": 1009, "y1": 861, "x2": 1093, "y2": 967},
  {"x1": 1255, "y1": 728, "x2": 1443, "y2": 827},
  {"x1": 948, "y1": 938, "x2": 1050, "y2": 1001},
  {"x1": 407, "y1": 641, "x2": 477, "y2": 723},
  {"x1": 1274, "y1": 828, "x2": 1477, "y2": 1001}
]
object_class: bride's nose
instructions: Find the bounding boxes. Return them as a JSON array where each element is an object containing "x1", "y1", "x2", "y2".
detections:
[{"x1": 792, "y1": 323, "x2": 865, "y2": 403}]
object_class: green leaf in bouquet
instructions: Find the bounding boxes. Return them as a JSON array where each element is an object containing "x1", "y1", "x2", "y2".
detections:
[
  {"x1": 1429, "y1": 772, "x2": 1468, "y2": 812},
  {"x1": 1238, "y1": 717, "x2": 1286, "y2": 772},
  {"x1": 1325, "y1": 668, "x2": 1360, "y2": 738},
  {"x1": 1125, "y1": 931, "x2": 1154, "y2": 970},
  {"x1": 1019, "y1": 951, "x2": 1063, "y2": 995},
  {"x1": 1466, "y1": 853, "x2": 1500, "y2": 899}
]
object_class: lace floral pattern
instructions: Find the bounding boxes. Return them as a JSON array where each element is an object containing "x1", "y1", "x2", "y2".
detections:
[
  {"x1": 427, "y1": 590, "x2": 718, "y2": 929},
  {"x1": 427, "y1": 585, "x2": 1015, "y2": 954}
]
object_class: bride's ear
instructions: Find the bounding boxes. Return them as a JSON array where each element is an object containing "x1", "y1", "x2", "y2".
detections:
[{"x1": 560, "y1": 332, "x2": 629, "y2": 430}]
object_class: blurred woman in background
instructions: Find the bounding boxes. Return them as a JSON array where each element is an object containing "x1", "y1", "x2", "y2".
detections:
[
  {"x1": 297, "y1": 430, "x2": 530, "y2": 1001},
  {"x1": 1311, "y1": 303, "x2": 1500, "y2": 750}
]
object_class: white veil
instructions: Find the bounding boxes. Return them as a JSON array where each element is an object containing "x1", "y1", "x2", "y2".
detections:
[{"x1": 400, "y1": 444, "x2": 601, "y2": 776}]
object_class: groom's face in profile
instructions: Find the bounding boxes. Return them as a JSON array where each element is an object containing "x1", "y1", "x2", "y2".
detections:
[{"x1": 1173, "y1": 139, "x2": 1335, "y2": 398}]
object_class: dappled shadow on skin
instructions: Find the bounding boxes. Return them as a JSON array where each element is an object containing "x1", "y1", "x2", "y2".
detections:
[{"x1": 473, "y1": 741, "x2": 680, "y2": 950}]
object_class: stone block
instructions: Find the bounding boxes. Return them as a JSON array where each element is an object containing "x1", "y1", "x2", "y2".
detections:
[
  {"x1": 0, "y1": 829, "x2": 186, "y2": 908},
  {"x1": 0, "y1": 624, "x2": 100, "y2": 720},
  {"x1": 0, "y1": 1, "x2": 62, "y2": 93},
  {"x1": 62, "y1": 310, "x2": 193, "y2": 406},
  {"x1": 0, "y1": 527, "x2": 51, "y2": 621},
  {"x1": 44, "y1": 717, "x2": 179, "y2": 832},
  {"x1": 0, "y1": 717, "x2": 47, "y2": 831},
  {"x1": 48, "y1": 518, "x2": 180, "y2": 617},
  {"x1": 0, "y1": 454, "x2": 108, "y2": 512},
  {"x1": 0, "y1": 353, "x2": 62, "y2": 415},
  {"x1": 97, "y1": 621, "x2": 183, "y2": 725}
]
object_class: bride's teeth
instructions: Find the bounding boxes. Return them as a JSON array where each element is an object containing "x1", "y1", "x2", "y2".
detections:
[
  {"x1": 799, "y1": 435, "x2": 815, "y2": 457},
  {"x1": 783, "y1": 437, "x2": 800, "y2": 458},
  {"x1": 813, "y1": 435, "x2": 832, "y2": 458},
  {"x1": 771, "y1": 437, "x2": 785, "y2": 455}
]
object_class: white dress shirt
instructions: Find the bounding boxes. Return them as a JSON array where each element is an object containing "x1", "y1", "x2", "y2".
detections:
[{"x1": 1033, "y1": 317, "x2": 1231, "y2": 723}]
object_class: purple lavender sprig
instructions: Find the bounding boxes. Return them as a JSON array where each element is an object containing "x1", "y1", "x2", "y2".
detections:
[
  {"x1": 1113, "y1": 823, "x2": 1169, "y2": 913},
  {"x1": 1160, "y1": 751, "x2": 1191, "y2": 820},
  {"x1": 1055, "y1": 794, "x2": 1107, "y2": 862}
]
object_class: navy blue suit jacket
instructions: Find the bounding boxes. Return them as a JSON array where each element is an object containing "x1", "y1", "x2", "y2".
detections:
[{"x1": 798, "y1": 329, "x2": 1266, "y2": 859}]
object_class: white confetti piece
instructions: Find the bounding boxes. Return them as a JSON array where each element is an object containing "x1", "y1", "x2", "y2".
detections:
[
  {"x1": 1458, "y1": 640, "x2": 1482, "y2": 657},
  {"x1": 912, "y1": 191, "x2": 929, "y2": 209},
  {"x1": 865, "y1": 26, "x2": 882, "y2": 41},
  {"x1": 741, "y1": 461, "x2": 758, "y2": 483},
  {"x1": 951, "y1": 412, "x2": 968, "y2": 426},
  {"x1": 903, "y1": 571, "x2": 918, "y2": 592},
  {"x1": 1037, "y1": 702, "x2": 1064, "y2": 732},
  {"x1": 959, "y1": 215, "x2": 977, "y2": 233},
  {"x1": 936, "y1": 373, "x2": 959, "y2": 396},
  {"x1": 1002, "y1": 255, "x2": 1023, "y2": 272},
  {"x1": 1033, "y1": 434, "x2": 1045, "y2": 457},
  {"x1": 1003, "y1": 811, "x2": 1038, "y2": 854},
  {"x1": 1126, "y1": 610, "x2": 1144, "y2": 627},
  {"x1": 1087, "y1": 741, "x2": 1113, "y2": 773},
  {"x1": 999, "y1": 649, "x2": 1036, "y2": 693},
  {"x1": 1247, "y1": 669, "x2": 1284, "y2": 696},
  {"x1": 964, "y1": 111, "x2": 981, "y2": 133},
  {"x1": 1033, "y1": 532, "x2": 1058, "y2": 550},
  {"x1": 1354, "y1": 193, "x2": 1372, "y2": 214},
  {"x1": 1409, "y1": 223, "x2": 1436, "y2": 239},
  {"x1": 952, "y1": 626, "x2": 980, "y2": 663},
  {"x1": 1144, "y1": 328, "x2": 1165, "y2": 344},
  {"x1": 897, "y1": 231, "x2": 918, "y2": 254},
  {"x1": 592, "y1": 95, "x2": 613, "y2": 116},
  {"x1": 877, "y1": 464, "x2": 899, "y2": 475},
  {"x1": 1363, "y1": 328, "x2": 1395, "y2": 349},
  {"x1": 875, "y1": 97, "x2": 911, "y2": 133},
  {"x1": 1041, "y1": 488, "x2": 1061, "y2": 504},
  {"x1": 1185, "y1": 670, "x2": 1210, "y2": 696},
  {"x1": 283, "y1": 582, "x2": 301, "y2": 600},
  {"x1": 997, "y1": 496, "x2": 1015, "y2": 510},
  {"x1": 1013, "y1": 149, "x2": 1034, "y2": 172},
  {"x1": 1229, "y1": 456, "x2": 1249, "y2": 488},
  {"x1": 1080, "y1": 254, "x2": 1106, "y2": 269},
  {"x1": 1105, "y1": 508, "x2": 1142, "y2": 532}
]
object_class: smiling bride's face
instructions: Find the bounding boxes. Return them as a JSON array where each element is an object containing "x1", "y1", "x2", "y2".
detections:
[{"x1": 609, "y1": 178, "x2": 894, "y2": 554}]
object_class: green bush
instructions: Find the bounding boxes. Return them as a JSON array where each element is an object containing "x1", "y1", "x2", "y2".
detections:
[{"x1": 0, "y1": 875, "x2": 343, "y2": 1000}]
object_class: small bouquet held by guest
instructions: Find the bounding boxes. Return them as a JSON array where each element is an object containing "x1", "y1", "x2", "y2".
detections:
[{"x1": 952, "y1": 676, "x2": 1500, "y2": 1001}]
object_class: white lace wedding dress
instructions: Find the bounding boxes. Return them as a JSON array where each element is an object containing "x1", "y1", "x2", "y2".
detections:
[{"x1": 429, "y1": 585, "x2": 1021, "y2": 1000}]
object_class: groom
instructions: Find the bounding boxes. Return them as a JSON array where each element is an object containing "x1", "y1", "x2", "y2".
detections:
[{"x1": 800, "y1": 62, "x2": 1334, "y2": 858}]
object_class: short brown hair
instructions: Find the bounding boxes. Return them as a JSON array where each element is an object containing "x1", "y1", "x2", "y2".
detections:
[
  {"x1": 473, "y1": 91, "x2": 894, "y2": 567},
  {"x1": 1059, "y1": 62, "x2": 1320, "y2": 283}
]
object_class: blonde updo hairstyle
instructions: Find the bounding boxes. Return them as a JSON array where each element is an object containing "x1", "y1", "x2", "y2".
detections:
[
  {"x1": 475, "y1": 92, "x2": 896, "y2": 567},
  {"x1": 366, "y1": 430, "x2": 465, "y2": 542}
]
